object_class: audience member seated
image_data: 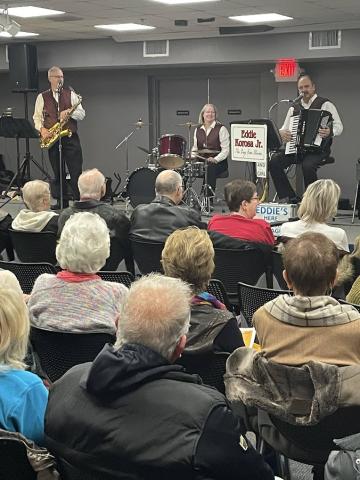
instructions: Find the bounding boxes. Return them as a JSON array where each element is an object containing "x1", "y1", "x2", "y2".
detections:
[
  {"x1": 28, "y1": 212, "x2": 127, "y2": 335},
  {"x1": 0, "y1": 288, "x2": 48, "y2": 445},
  {"x1": 44, "y1": 273, "x2": 273, "y2": 480},
  {"x1": 253, "y1": 232, "x2": 360, "y2": 366},
  {"x1": 280, "y1": 179, "x2": 349, "y2": 253},
  {"x1": 208, "y1": 179, "x2": 275, "y2": 245},
  {"x1": 162, "y1": 226, "x2": 244, "y2": 353},
  {"x1": 12, "y1": 180, "x2": 58, "y2": 234},
  {"x1": 130, "y1": 169, "x2": 205, "y2": 242},
  {"x1": 58, "y1": 169, "x2": 131, "y2": 260}
]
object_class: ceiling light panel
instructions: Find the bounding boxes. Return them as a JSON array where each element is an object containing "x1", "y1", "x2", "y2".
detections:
[
  {"x1": 94, "y1": 23, "x2": 155, "y2": 32},
  {"x1": 4, "y1": 7, "x2": 65, "y2": 18},
  {"x1": 0, "y1": 31, "x2": 39, "y2": 37},
  {"x1": 229, "y1": 13, "x2": 293, "y2": 23}
]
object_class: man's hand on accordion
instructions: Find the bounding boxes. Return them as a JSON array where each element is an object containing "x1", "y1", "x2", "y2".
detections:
[
  {"x1": 280, "y1": 129, "x2": 292, "y2": 143},
  {"x1": 318, "y1": 126, "x2": 331, "y2": 138}
]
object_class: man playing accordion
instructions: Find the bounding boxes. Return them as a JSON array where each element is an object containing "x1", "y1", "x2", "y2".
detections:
[{"x1": 269, "y1": 74, "x2": 343, "y2": 203}]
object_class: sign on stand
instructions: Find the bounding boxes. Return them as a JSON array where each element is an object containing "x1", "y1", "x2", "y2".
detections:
[{"x1": 231, "y1": 123, "x2": 268, "y2": 178}]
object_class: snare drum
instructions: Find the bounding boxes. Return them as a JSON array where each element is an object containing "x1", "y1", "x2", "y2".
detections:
[
  {"x1": 158, "y1": 134, "x2": 186, "y2": 169},
  {"x1": 183, "y1": 161, "x2": 205, "y2": 179},
  {"x1": 125, "y1": 167, "x2": 159, "y2": 207}
]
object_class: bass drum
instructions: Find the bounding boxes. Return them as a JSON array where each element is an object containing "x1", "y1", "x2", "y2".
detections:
[{"x1": 126, "y1": 167, "x2": 159, "y2": 208}]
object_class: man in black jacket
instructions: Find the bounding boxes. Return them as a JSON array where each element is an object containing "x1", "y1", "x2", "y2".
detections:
[
  {"x1": 58, "y1": 168, "x2": 132, "y2": 270},
  {"x1": 130, "y1": 169, "x2": 206, "y2": 242},
  {"x1": 45, "y1": 274, "x2": 274, "y2": 480}
]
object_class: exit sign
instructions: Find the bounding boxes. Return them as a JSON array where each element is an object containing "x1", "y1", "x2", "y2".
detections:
[{"x1": 274, "y1": 58, "x2": 300, "y2": 82}]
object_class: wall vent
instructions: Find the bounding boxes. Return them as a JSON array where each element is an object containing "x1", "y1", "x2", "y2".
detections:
[
  {"x1": 309, "y1": 30, "x2": 341, "y2": 49},
  {"x1": 143, "y1": 40, "x2": 169, "y2": 57}
]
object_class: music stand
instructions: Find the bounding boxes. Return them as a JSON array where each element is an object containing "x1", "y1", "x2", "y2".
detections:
[
  {"x1": 0, "y1": 116, "x2": 49, "y2": 195},
  {"x1": 230, "y1": 118, "x2": 282, "y2": 201}
]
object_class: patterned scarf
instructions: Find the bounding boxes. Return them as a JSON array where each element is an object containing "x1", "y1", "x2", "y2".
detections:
[{"x1": 191, "y1": 291, "x2": 226, "y2": 310}]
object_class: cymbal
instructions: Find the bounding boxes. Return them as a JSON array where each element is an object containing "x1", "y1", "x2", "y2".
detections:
[
  {"x1": 137, "y1": 146, "x2": 151, "y2": 154},
  {"x1": 177, "y1": 121, "x2": 200, "y2": 128},
  {"x1": 197, "y1": 148, "x2": 220, "y2": 155}
]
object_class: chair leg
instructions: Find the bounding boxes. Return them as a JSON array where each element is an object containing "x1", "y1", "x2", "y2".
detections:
[
  {"x1": 312, "y1": 464, "x2": 324, "y2": 480},
  {"x1": 352, "y1": 181, "x2": 360, "y2": 224},
  {"x1": 277, "y1": 454, "x2": 291, "y2": 480}
]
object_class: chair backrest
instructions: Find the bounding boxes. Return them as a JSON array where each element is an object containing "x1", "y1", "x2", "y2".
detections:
[
  {"x1": 213, "y1": 247, "x2": 272, "y2": 299},
  {"x1": 30, "y1": 327, "x2": 115, "y2": 383},
  {"x1": 101, "y1": 236, "x2": 126, "y2": 271},
  {"x1": 268, "y1": 406, "x2": 360, "y2": 466},
  {"x1": 238, "y1": 281, "x2": 290, "y2": 327},
  {"x1": 9, "y1": 229, "x2": 57, "y2": 265},
  {"x1": 0, "y1": 438, "x2": 36, "y2": 479},
  {"x1": 271, "y1": 250, "x2": 289, "y2": 290},
  {"x1": 207, "y1": 278, "x2": 233, "y2": 312},
  {"x1": 338, "y1": 298, "x2": 360, "y2": 313},
  {"x1": 0, "y1": 260, "x2": 57, "y2": 294},
  {"x1": 131, "y1": 239, "x2": 164, "y2": 274},
  {"x1": 97, "y1": 270, "x2": 135, "y2": 288},
  {"x1": 176, "y1": 351, "x2": 229, "y2": 394}
]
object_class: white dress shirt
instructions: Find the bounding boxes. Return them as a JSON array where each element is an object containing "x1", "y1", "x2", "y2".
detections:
[
  {"x1": 281, "y1": 94, "x2": 343, "y2": 137},
  {"x1": 191, "y1": 121, "x2": 230, "y2": 163},
  {"x1": 33, "y1": 89, "x2": 85, "y2": 132}
]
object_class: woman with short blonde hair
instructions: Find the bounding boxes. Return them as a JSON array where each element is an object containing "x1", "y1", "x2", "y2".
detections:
[
  {"x1": 0, "y1": 288, "x2": 48, "y2": 444},
  {"x1": 280, "y1": 179, "x2": 349, "y2": 252},
  {"x1": 162, "y1": 226, "x2": 243, "y2": 354}
]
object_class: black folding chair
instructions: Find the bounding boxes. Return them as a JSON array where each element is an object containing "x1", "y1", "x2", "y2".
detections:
[
  {"x1": 207, "y1": 278, "x2": 233, "y2": 312},
  {"x1": 0, "y1": 437, "x2": 36, "y2": 479},
  {"x1": 101, "y1": 237, "x2": 134, "y2": 274},
  {"x1": 0, "y1": 260, "x2": 57, "y2": 294},
  {"x1": 9, "y1": 229, "x2": 57, "y2": 265},
  {"x1": 271, "y1": 250, "x2": 288, "y2": 290},
  {"x1": 238, "y1": 281, "x2": 290, "y2": 327},
  {"x1": 131, "y1": 239, "x2": 164, "y2": 274},
  {"x1": 30, "y1": 327, "x2": 115, "y2": 383},
  {"x1": 213, "y1": 248, "x2": 273, "y2": 306},
  {"x1": 176, "y1": 351, "x2": 229, "y2": 394},
  {"x1": 97, "y1": 270, "x2": 135, "y2": 288}
]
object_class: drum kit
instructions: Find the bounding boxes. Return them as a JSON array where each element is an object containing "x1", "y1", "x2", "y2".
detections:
[{"x1": 121, "y1": 120, "x2": 218, "y2": 215}]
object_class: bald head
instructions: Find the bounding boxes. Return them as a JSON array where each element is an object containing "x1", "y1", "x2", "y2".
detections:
[
  {"x1": 78, "y1": 169, "x2": 106, "y2": 200},
  {"x1": 155, "y1": 170, "x2": 183, "y2": 204}
]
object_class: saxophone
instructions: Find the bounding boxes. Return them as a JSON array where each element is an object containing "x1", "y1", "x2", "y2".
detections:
[{"x1": 40, "y1": 94, "x2": 82, "y2": 149}]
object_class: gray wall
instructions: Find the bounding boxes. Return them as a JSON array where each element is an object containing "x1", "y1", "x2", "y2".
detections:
[{"x1": 0, "y1": 60, "x2": 358, "y2": 200}]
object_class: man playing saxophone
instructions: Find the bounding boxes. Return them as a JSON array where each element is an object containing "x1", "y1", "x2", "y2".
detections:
[{"x1": 33, "y1": 66, "x2": 85, "y2": 209}]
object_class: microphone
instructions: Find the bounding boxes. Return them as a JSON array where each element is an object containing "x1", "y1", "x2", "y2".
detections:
[{"x1": 291, "y1": 92, "x2": 304, "y2": 103}]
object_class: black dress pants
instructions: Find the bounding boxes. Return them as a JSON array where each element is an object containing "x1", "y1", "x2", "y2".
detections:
[
  {"x1": 205, "y1": 159, "x2": 229, "y2": 195},
  {"x1": 269, "y1": 150, "x2": 325, "y2": 200},
  {"x1": 48, "y1": 133, "x2": 83, "y2": 201}
]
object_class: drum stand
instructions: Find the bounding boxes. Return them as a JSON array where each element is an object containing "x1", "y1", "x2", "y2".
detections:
[
  {"x1": 182, "y1": 161, "x2": 207, "y2": 215},
  {"x1": 199, "y1": 158, "x2": 215, "y2": 216}
]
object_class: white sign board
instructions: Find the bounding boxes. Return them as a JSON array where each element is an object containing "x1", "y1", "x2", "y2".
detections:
[{"x1": 231, "y1": 123, "x2": 268, "y2": 178}]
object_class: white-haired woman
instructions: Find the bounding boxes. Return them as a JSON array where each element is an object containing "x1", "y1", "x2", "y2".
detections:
[
  {"x1": 28, "y1": 212, "x2": 127, "y2": 334},
  {"x1": 0, "y1": 288, "x2": 48, "y2": 444},
  {"x1": 191, "y1": 103, "x2": 229, "y2": 196},
  {"x1": 12, "y1": 180, "x2": 58, "y2": 234},
  {"x1": 280, "y1": 179, "x2": 349, "y2": 253}
]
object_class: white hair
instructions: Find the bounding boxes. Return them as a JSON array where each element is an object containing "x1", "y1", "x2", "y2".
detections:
[
  {"x1": 56, "y1": 212, "x2": 110, "y2": 273},
  {"x1": 21, "y1": 180, "x2": 51, "y2": 212},
  {"x1": 115, "y1": 273, "x2": 191, "y2": 360},
  {"x1": 298, "y1": 179, "x2": 340, "y2": 223},
  {"x1": 155, "y1": 170, "x2": 182, "y2": 196},
  {"x1": 48, "y1": 66, "x2": 62, "y2": 78},
  {"x1": 78, "y1": 169, "x2": 106, "y2": 200}
]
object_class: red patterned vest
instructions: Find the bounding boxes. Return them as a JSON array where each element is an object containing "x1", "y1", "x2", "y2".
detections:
[
  {"x1": 196, "y1": 123, "x2": 222, "y2": 157},
  {"x1": 42, "y1": 88, "x2": 77, "y2": 133}
]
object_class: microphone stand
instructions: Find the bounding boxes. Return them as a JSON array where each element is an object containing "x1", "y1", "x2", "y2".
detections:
[
  {"x1": 56, "y1": 82, "x2": 64, "y2": 210},
  {"x1": 114, "y1": 120, "x2": 144, "y2": 212}
]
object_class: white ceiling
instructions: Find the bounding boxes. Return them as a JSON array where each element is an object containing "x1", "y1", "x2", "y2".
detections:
[{"x1": 4, "y1": 0, "x2": 360, "y2": 43}]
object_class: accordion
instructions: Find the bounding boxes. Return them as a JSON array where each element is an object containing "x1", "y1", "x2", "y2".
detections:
[{"x1": 285, "y1": 109, "x2": 332, "y2": 155}]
